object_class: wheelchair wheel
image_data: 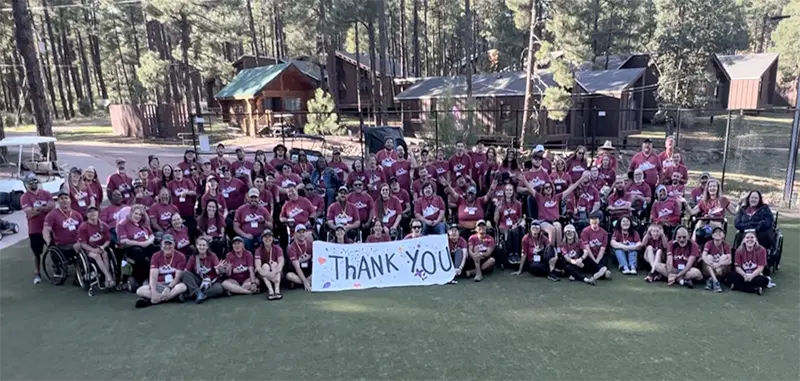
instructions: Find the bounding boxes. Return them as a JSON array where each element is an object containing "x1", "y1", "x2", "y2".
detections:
[
  {"x1": 41, "y1": 246, "x2": 68, "y2": 285},
  {"x1": 75, "y1": 251, "x2": 92, "y2": 293},
  {"x1": 106, "y1": 248, "x2": 121, "y2": 286}
]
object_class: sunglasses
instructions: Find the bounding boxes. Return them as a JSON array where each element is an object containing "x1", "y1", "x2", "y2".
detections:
[
  {"x1": 412, "y1": 225, "x2": 422, "y2": 229},
  {"x1": 354, "y1": 183, "x2": 363, "y2": 187}
]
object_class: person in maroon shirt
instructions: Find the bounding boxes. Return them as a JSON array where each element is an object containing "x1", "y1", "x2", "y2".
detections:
[
  {"x1": 176, "y1": 149, "x2": 197, "y2": 177},
  {"x1": 578, "y1": 211, "x2": 611, "y2": 285},
  {"x1": 700, "y1": 226, "x2": 731, "y2": 293},
  {"x1": 597, "y1": 156, "x2": 616, "y2": 188},
  {"x1": 166, "y1": 214, "x2": 193, "y2": 256},
  {"x1": 447, "y1": 225, "x2": 468, "y2": 277},
  {"x1": 63, "y1": 167, "x2": 95, "y2": 216},
  {"x1": 218, "y1": 166, "x2": 248, "y2": 214},
  {"x1": 592, "y1": 141, "x2": 618, "y2": 171},
  {"x1": 137, "y1": 166, "x2": 160, "y2": 198},
  {"x1": 280, "y1": 185, "x2": 317, "y2": 231},
  {"x1": 469, "y1": 142, "x2": 486, "y2": 183},
  {"x1": 181, "y1": 237, "x2": 225, "y2": 303},
  {"x1": 569, "y1": 177, "x2": 601, "y2": 232},
  {"x1": 412, "y1": 165, "x2": 437, "y2": 200},
  {"x1": 429, "y1": 149, "x2": 450, "y2": 180},
  {"x1": 564, "y1": 146, "x2": 588, "y2": 183},
  {"x1": 304, "y1": 183, "x2": 327, "y2": 227},
  {"x1": 388, "y1": 145, "x2": 415, "y2": 193},
  {"x1": 607, "y1": 178, "x2": 636, "y2": 219},
  {"x1": 625, "y1": 169, "x2": 653, "y2": 210},
  {"x1": 222, "y1": 237, "x2": 259, "y2": 295},
  {"x1": 347, "y1": 180, "x2": 374, "y2": 231},
  {"x1": 132, "y1": 179, "x2": 155, "y2": 208},
  {"x1": 270, "y1": 144, "x2": 292, "y2": 171},
  {"x1": 404, "y1": 220, "x2": 424, "y2": 239},
  {"x1": 478, "y1": 147, "x2": 499, "y2": 191},
  {"x1": 347, "y1": 159, "x2": 368, "y2": 186},
  {"x1": 372, "y1": 183, "x2": 403, "y2": 238},
  {"x1": 628, "y1": 138, "x2": 662, "y2": 189},
  {"x1": 650, "y1": 185, "x2": 683, "y2": 237},
  {"x1": 661, "y1": 150, "x2": 688, "y2": 185},
  {"x1": 200, "y1": 176, "x2": 227, "y2": 216},
  {"x1": 83, "y1": 166, "x2": 104, "y2": 206},
  {"x1": 293, "y1": 151, "x2": 314, "y2": 180},
  {"x1": 586, "y1": 166, "x2": 606, "y2": 191},
  {"x1": 148, "y1": 188, "x2": 179, "y2": 238},
  {"x1": 414, "y1": 182, "x2": 447, "y2": 235},
  {"x1": 118, "y1": 205, "x2": 158, "y2": 287},
  {"x1": 331, "y1": 224, "x2": 355, "y2": 244},
  {"x1": 106, "y1": 158, "x2": 134, "y2": 204},
  {"x1": 532, "y1": 145, "x2": 552, "y2": 172},
  {"x1": 642, "y1": 224, "x2": 670, "y2": 283},
  {"x1": 20, "y1": 176, "x2": 54, "y2": 283},
  {"x1": 234, "y1": 188, "x2": 272, "y2": 251},
  {"x1": 658, "y1": 135, "x2": 684, "y2": 169},
  {"x1": 210, "y1": 143, "x2": 230, "y2": 172},
  {"x1": 248, "y1": 160, "x2": 268, "y2": 188},
  {"x1": 656, "y1": 227, "x2": 703, "y2": 288},
  {"x1": 77, "y1": 206, "x2": 114, "y2": 288},
  {"x1": 376, "y1": 137, "x2": 399, "y2": 170},
  {"x1": 610, "y1": 216, "x2": 642, "y2": 275},
  {"x1": 146, "y1": 155, "x2": 161, "y2": 180},
  {"x1": 466, "y1": 220, "x2": 496, "y2": 282},
  {"x1": 197, "y1": 199, "x2": 227, "y2": 256},
  {"x1": 159, "y1": 164, "x2": 175, "y2": 189},
  {"x1": 286, "y1": 224, "x2": 314, "y2": 291},
  {"x1": 445, "y1": 184, "x2": 489, "y2": 239},
  {"x1": 327, "y1": 186, "x2": 361, "y2": 238},
  {"x1": 231, "y1": 148, "x2": 254, "y2": 180},
  {"x1": 100, "y1": 191, "x2": 126, "y2": 230},
  {"x1": 275, "y1": 164, "x2": 305, "y2": 201},
  {"x1": 365, "y1": 155, "x2": 387, "y2": 200},
  {"x1": 43, "y1": 192, "x2": 84, "y2": 254},
  {"x1": 134, "y1": 235, "x2": 188, "y2": 308},
  {"x1": 689, "y1": 172, "x2": 710, "y2": 207},
  {"x1": 252, "y1": 176, "x2": 274, "y2": 215},
  {"x1": 550, "y1": 157, "x2": 572, "y2": 194},
  {"x1": 390, "y1": 178, "x2": 412, "y2": 216},
  {"x1": 493, "y1": 183, "x2": 525, "y2": 265},
  {"x1": 448, "y1": 141, "x2": 473, "y2": 185},
  {"x1": 664, "y1": 172, "x2": 686, "y2": 199},
  {"x1": 366, "y1": 219, "x2": 392, "y2": 242},
  {"x1": 499, "y1": 149, "x2": 521, "y2": 175},
  {"x1": 729, "y1": 230, "x2": 770, "y2": 294},
  {"x1": 167, "y1": 168, "x2": 198, "y2": 222},
  {"x1": 514, "y1": 221, "x2": 559, "y2": 280},
  {"x1": 328, "y1": 149, "x2": 350, "y2": 182},
  {"x1": 555, "y1": 224, "x2": 595, "y2": 285},
  {"x1": 689, "y1": 178, "x2": 737, "y2": 241},
  {"x1": 255, "y1": 229, "x2": 284, "y2": 300}
]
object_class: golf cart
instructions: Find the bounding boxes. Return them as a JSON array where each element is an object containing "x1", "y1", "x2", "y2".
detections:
[{"x1": 0, "y1": 136, "x2": 64, "y2": 213}]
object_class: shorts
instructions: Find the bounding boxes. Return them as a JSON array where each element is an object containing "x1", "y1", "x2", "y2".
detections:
[
  {"x1": 29, "y1": 233, "x2": 45, "y2": 257},
  {"x1": 229, "y1": 276, "x2": 251, "y2": 286},
  {"x1": 154, "y1": 283, "x2": 172, "y2": 293}
]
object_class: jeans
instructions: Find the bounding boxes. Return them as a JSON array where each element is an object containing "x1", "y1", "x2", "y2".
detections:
[
  {"x1": 242, "y1": 236, "x2": 262, "y2": 252},
  {"x1": 614, "y1": 249, "x2": 638, "y2": 270},
  {"x1": 180, "y1": 272, "x2": 225, "y2": 299},
  {"x1": 423, "y1": 222, "x2": 446, "y2": 235}
]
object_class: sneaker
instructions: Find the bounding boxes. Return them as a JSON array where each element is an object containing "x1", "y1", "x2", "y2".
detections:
[
  {"x1": 176, "y1": 293, "x2": 185, "y2": 303},
  {"x1": 629, "y1": 269, "x2": 637, "y2": 275},
  {"x1": 645, "y1": 274, "x2": 655, "y2": 283},
  {"x1": 583, "y1": 277, "x2": 596, "y2": 286},
  {"x1": 568, "y1": 276, "x2": 575, "y2": 281},
  {"x1": 135, "y1": 298, "x2": 152, "y2": 309},
  {"x1": 713, "y1": 280, "x2": 723, "y2": 293},
  {"x1": 755, "y1": 287, "x2": 763, "y2": 296},
  {"x1": 620, "y1": 268, "x2": 630, "y2": 275},
  {"x1": 33, "y1": 275, "x2": 41, "y2": 285},
  {"x1": 705, "y1": 279, "x2": 713, "y2": 291},
  {"x1": 195, "y1": 291, "x2": 207, "y2": 304},
  {"x1": 684, "y1": 279, "x2": 694, "y2": 289},
  {"x1": 547, "y1": 273, "x2": 560, "y2": 282},
  {"x1": 767, "y1": 277, "x2": 777, "y2": 289},
  {"x1": 678, "y1": 279, "x2": 685, "y2": 286},
  {"x1": 604, "y1": 270, "x2": 612, "y2": 279}
]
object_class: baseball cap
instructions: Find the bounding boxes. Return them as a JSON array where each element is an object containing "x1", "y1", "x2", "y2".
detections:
[
  {"x1": 24, "y1": 174, "x2": 39, "y2": 184},
  {"x1": 589, "y1": 210, "x2": 604, "y2": 220},
  {"x1": 530, "y1": 220, "x2": 542, "y2": 227},
  {"x1": 643, "y1": 138, "x2": 653, "y2": 143},
  {"x1": 56, "y1": 190, "x2": 70, "y2": 198},
  {"x1": 338, "y1": 185, "x2": 349, "y2": 193},
  {"x1": 132, "y1": 179, "x2": 144, "y2": 188},
  {"x1": 247, "y1": 188, "x2": 260, "y2": 197},
  {"x1": 335, "y1": 224, "x2": 345, "y2": 231},
  {"x1": 700, "y1": 172, "x2": 710, "y2": 179},
  {"x1": 86, "y1": 205, "x2": 99, "y2": 212},
  {"x1": 261, "y1": 229, "x2": 274, "y2": 237},
  {"x1": 448, "y1": 224, "x2": 459, "y2": 231},
  {"x1": 138, "y1": 166, "x2": 149, "y2": 173},
  {"x1": 564, "y1": 224, "x2": 577, "y2": 233},
  {"x1": 69, "y1": 166, "x2": 82, "y2": 174},
  {"x1": 115, "y1": 157, "x2": 126, "y2": 165},
  {"x1": 533, "y1": 144, "x2": 545, "y2": 153},
  {"x1": 232, "y1": 236, "x2": 244, "y2": 243},
  {"x1": 467, "y1": 186, "x2": 477, "y2": 194},
  {"x1": 476, "y1": 219, "x2": 487, "y2": 226},
  {"x1": 389, "y1": 176, "x2": 398, "y2": 183},
  {"x1": 295, "y1": 224, "x2": 307, "y2": 232},
  {"x1": 162, "y1": 234, "x2": 176, "y2": 244}
]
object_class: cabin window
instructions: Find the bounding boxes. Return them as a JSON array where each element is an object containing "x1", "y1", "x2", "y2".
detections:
[
  {"x1": 284, "y1": 97, "x2": 302, "y2": 111},
  {"x1": 500, "y1": 104, "x2": 512, "y2": 121}
]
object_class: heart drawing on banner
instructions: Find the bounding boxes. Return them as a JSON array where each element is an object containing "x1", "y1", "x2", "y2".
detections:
[
  {"x1": 353, "y1": 282, "x2": 362, "y2": 288},
  {"x1": 323, "y1": 281, "x2": 331, "y2": 289},
  {"x1": 318, "y1": 257, "x2": 327, "y2": 265}
]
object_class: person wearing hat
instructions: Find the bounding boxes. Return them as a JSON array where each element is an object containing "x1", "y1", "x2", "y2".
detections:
[
  {"x1": 218, "y1": 164, "x2": 248, "y2": 213},
  {"x1": 347, "y1": 178, "x2": 374, "y2": 235},
  {"x1": 515, "y1": 220, "x2": 559, "y2": 280},
  {"x1": 657, "y1": 226, "x2": 703, "y2": 288},
  {"x1": 118, "y1": 204, "x2": 158, "y2": 288},
  {"x1": 328, "y1": 148, "x2": 350, "y2": 182},
  {"x1": 729, "y1": 230, "x2": 770, "y2": 295},
  {"x1": 221, "y1": 236, "x2": 258, "y2": 295},
  {"x1": 233, "y1": 188, "x2": 272, "y2": 251},
  {"x1": 650, "y1": 185, "x2": 682, "y2": 239},
  {"x1": 20, "y1": 175, "x2": 55, "y2": 284},
  {"x1": 390, "y1": 177, "x2": 412, "y2": 216},
  {"x1": 286, "y1": 224, "x2": 314, "y2": 291},
  {"x1": 132, "y1": 178, "x2": 155, "y2": 208},
  {"x1": 255, "y1": 229, "x2": 284, "y2": 300},
  {"x1": 230, "y1": 148, "x2": 254, "y2": 179},
  {"x1": 447, "y1": 224, "x2": 468, "y2": 276},
  {"x1": 372, "y1": 183, "x2": 404, "y2": 238},
  {"x1": 62, "y1": 166, "x2": 95, "y2": 216},
  {"x1": 43, "y1": 191, "x2": 84, "y2": 263},
  {"x1": 270, "y1": 144, "x2": 292, "y2": 170},
  {"x1": 700, "y1": 226, "x2": 731, "y2": 293},
  {"x1": 279, "y1": 185, "x2": 317, "y2": 228},
  {"x1": 578, "y1": 210, "x2": 611, "y2": 285},
  {"x1": 628, "y1": 138, "x2": 662, "y2": 189},
  {"x1": 625, "y1": 169, "x2": 652, "y2": 211},
  {"x1": 331, "y1": 224, "x2": 354, "y2": 244},
  {"x1": 107, "y1": 157, "x2": 134, "y2": 204},
  {"x1": 77, "y1": 205, "x2": 115, "y2": 288},
  {"x1": 376, "y1": 137, "x2": 399, "y2": 169},
  {"x1": 366, "y1": 219, "x2": 391, "y2": 243},
  {"x1": 448, "y1": 141, "x2": 473, "y2": 186},
  {"x1": 200, "y1": 175, "x2": 228, "y2": 216},
  {"x1": 182, "y1": 236, "x2": 226, "y2": 303},
  {"x1": 414, "y1": 182, "x2": 447, "y2": 236},
  {"x1": 689, "y1": 172, "x2": 711, "y2": 207},
  {"x1": 593, "y1": 140, "x2": 618, "y2": 171},
  {"x1": 293, "y1": 151, "x2": 314, "y2": 179},
  {"x1": 166, "y1": 164, "x2": 198, "y2": 234},
  {"x1": 326, "y1": 186, "x2": 360, "y2": 239},
  {"x1": 134, "y1": 234, "x2": 188, "y2": 308},
  {"x1": 565, "y1": 146, "x2": 589, "y2": 183},
  {"x1": 661, "y1": 149, "x2": 688, "y2": 186},
  {"x1": 177, "y1": 149, "x2": 197, "y2": 176},
  {"x1": 210, "y1": 143, "x2": 231, "y2": 172},
  {"x1": 556, "y1": 223, "x2": 598, "y2": 285},
  {"x1": 443, "y1": 181, "x2": 490, "y2": 240},
  {"x1": 465, "y1": 219, "x2": 496, "y2": 282}
]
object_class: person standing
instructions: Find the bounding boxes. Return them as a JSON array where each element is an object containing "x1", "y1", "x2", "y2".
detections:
[{"x1": 20, "y1": 176, "x2": 54, "y2": 284}]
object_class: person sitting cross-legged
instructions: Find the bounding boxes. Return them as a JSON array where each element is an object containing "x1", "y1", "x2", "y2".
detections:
[
  {"x1": 447, "y1": 224, "x2": 468, "y2": 278},
  {"x1": 701, "y1": 226, "x2": 731, "y2": 293},
  {"x1": 222, "y1": 237, "x2": 259, "y2": 295},
  {"x1": 579, "y1": 211, "x2": 611, "y2": 285},
  {"x1": 651, "y1": 227, "x2": 703, "y2": 288},
  {"x1": 729, "y1": 230, "x2": 770, "y2": 295},
  {"x1": 254, "y1": 229, "x2": 284, "y2": 300},
  {"x1": 466, "y1": 220, "x2": 496, "y2": 282},
  {"x1": 181, "y1": 237, "x2": 226, "y2": 304},
  {"x1": 134, "y1": 234, "x2": 188, "y2": 308},
  {"x1": 610, "y1": 216, "x2": 642, "y2": 275},
  {"x1": 514, "y1": 221, "x2": 559, "y2": 281}
]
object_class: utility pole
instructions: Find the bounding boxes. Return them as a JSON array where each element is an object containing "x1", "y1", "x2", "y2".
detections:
[{"x1": 784, "y1": 75, "x2": 800, "y2": 207}]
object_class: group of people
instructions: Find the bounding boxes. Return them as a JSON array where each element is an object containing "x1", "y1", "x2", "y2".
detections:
[{"x1": 19, "y1": 135, "x2": 776, "y2": 309}]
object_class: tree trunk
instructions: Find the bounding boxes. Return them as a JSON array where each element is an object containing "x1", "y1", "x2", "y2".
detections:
[
  {"x1": 111, "y1": 17, "x2": 133, "y2": 102},
  {"x1": 400, "y1": 0, "x2": 407, "y2": 77},
  {"x1": 12, "y1": 0, "x2": 55, "y2": 159},
  {"x1": 87, "y1": 5, "x2": 108, "y2": 100},
  {"x1": 13, "y1": 51, "x2": 33, "y2": 117},
  {"x1": 412, "y1": 0, "x2": 420, "y2": 76},
  {"x1": 162, "y1": 23, "x2": 181, "y2": 103},
  {"x1": 464, "y1": 0, "x2": 473, "y2": 131},
  {"x1": 180, "y1": 12, "x2": 197, "y2": 115},
  {"x1": 127, "y1": 8, "x2": 141, "y2": 65},
  {"x1": 377, "y1": 0, "x2": 388, "y2": 124},
  {"x1": 423, "y1": 0, "x2": 428, "y2": 76},
  {"x1": 246, "y1": 0, "x2": 261, "y2": 63},
  {"x1": 368, "y1": 17, "x2": 379, "y2": 125},
  {"x1": 5, "y1": 54, "x2": 20, "y2": 113},
  {"x1": 324, "y1": 0, "x2": 339, "y2": 109},
  {"x1": 0, "y1": 113, "x2": 6, "y2": 157},
  {"x1": 60, "y1": 11, "x2": 84, "y2": 108},
  {"x1": 521, "y1": 0, "x2": 539, "y2": 140},
  {"x1": 76, "y1": 30, "x2": 94, "y2": 108},
  {"x1": 39, "y1": 14, "x2": 59, "y2": 120}
]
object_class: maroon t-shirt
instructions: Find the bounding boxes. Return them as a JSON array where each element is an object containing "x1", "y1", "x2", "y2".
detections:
[
  {"x1": 226, "y1": 250, "x2": 254, "y2": 284},
  {"x1": 448, "y1": 236, "x2": 468, "y2": 252},
  {"x1": 307, "y1": 194, "x2": 325, "y2": 217},
  {"x1": 198, "y1": 214, "x2": 226, "y2": 237},
  {"x1": 607, "y1": 192, "x2": 633, "y2": 217},
  {"x1": 524, "y1": 168, "x2": 550, "y2": 190},
  {"x1": 365, "y1": 169, "x2": 386, "y2": 198},
  {"x1": 373, "y1": 196, "x2": 403, "y2": 227},
  {"x1": 535, "y1": 193, "x2": 561, "y2": 222},
  {"x1": 117, "y1": 220, "x2": 152, "y2": 243},
  {"x1": 734, "y1": 246, "x2": 767, "y2": 273},
  {"x1": 44, "y1": 208, "x2": 83, "y2": 245},
  {"x1": 230, "y1": 159, "x2": 254, "y2": 179},
  {"x1": 255, "y1": 244, "x2": 284, "y2": 263},
  {"x1": 644, "y1": 233, "x2": 669, "y2": 252},
  {"x1": 496, "y1": 200, "x2": 523, "y2": 230},
  {"x1": 561, "y1": 240, "x2": 582, "y2": 259},
  {"x1": 328, "y1": 161, "x2": 350, "y2": 182},
  {"x1": 669, "y1": 241, "x2": 699, "y2": 269},
  {"x1": 219, "y1": 177, "x2": 248, "y2": 211},
  {"x1": 376, "y1": 149, "x2": 399, "y2": 169},
  {"x1": 347, "y1": 192, "x2": 374, "y2": 223},
  {"x1": 626, "y1": 182, "x2": 652, "y2": 209},
  {"x1": 663, "y1": 164, "x2": 688, "y2": 185},
  {"x1": 77, "y1": 221, "x2": 110, "y2": 248},
  {"x1": 68, "y1": 184, "x2": 94, "y2": 216},
  {"x1": 366, "y1": 234, "x2": 391, "y2": 243},
  {"x1": 234, "y1": 204, "x2": 271, "y2": 236},
  {"x1": 389, "y1": 161, "x2": 413, "y2": 192},
  {"x1": 593, "y1": 152, "x2": 618, "y2": 171},
  {"x1": 468, "y1": 234, "x2": 495, "y2": 253},
  {"x1": 469, "y1": 152, "x2": 486, "y2": 180},
  {"x1": 522, "y1": 233, "x2": 550, "y2": 263},
  {"x1": 100, "y1": 204, "x2": 125, "y2": 227},
  {"x1": 201, "y1": 191, "x2": 227, "y2": 212},
  {"x1": 699, "y1": 197, "x2": 730, "y2": 219},
  {"x1": 690, "y1": 186, "x2": 705, "y2": 204},
  {"x1": 414, "y1": 195, "x2": 446, "y2": 221},
  {"x1": 210, "y1": 156, "x2": 230, "y2": 171},
  {"x1": 280, "y1": 197, "x2": 316, "y2": 225},
  {"x1": 629, "y1": 152, "x2": 661, "y2": 188},
  {"x1": 666, "y1": 184, "x2": 685, "y2": 199},
  {"x1": 276, "y1": 173, "x2": 302, "y2": 189},
  {"x1": 551, "y1": 172, "x2": 572, "y2": 194},
  {"x1": 150, "y1": 251, "x2": 187, "y2": 283},
  {"x1": 429, "y1": 160, "x2": 449, "y2": 179},
  {"x1": 287, "y1": 239, "x2": 313, "y2": 269},
  {"x1": 134, "y1": 194, "x2": 155, "y2": 208},
  {"x1": 703, "y1": 240, "x2": 731, "y2": 262},
  {"x1": 612, "y1": 230, "x2": 641, "y2": 246},
  {"x1": 598, "y1": 167, "x2": 616, "y2": 187},
  {"x1": 580, "y1": 226, "x2": 608, "y2": 256},
  {"x1": 269, "y1": 158, "x2": 292, "y2": 172},
  {"x1": 565, "y1": 157, "x2": 587, "y2": 182},
  {"x1": 87, "y1": 181, "x2": 104, "y2": 205},
  {"x1": 456, "y1": 198, "x2": 486, "y2": 224},
  {"x1": 185, "y1": 253, "x2": 220, "y2": 281},
  {"x1": 651, "y1": 198, "x2": 681, "y2": 225},
  {"x1": 327, "y1": 201, "x2": 359, "y2": 226},
  {"x1": 348, "y1": 170, "x2": 368, "y2": 186},
  {"x1": 392, "y1": 189, "x2": 411, "y2": 212},
  {"x1": 21, "y1": 190, "x2": 52, "y2": 234},
  {"x1": 448, "y1": 154, "x2": 472, "y2": 181},
  {"x1": 148, "y1": 203, "x2": 180, "y2": 231},
  {"x1": 167, "y1": 178, "x2": 198, "y2": 217},
  {"x1": 293, "y1": 162, "x2": 314, "y2": 178},
  {"x1": 167, "y1": 226, "x2": 192, "y2": 254},
  {"x1": 576, "y1": 188, "x2": 600, "y2": 214}
]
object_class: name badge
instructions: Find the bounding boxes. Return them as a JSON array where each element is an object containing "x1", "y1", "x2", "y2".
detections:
[
  {"x1": 250, "y1": 221, "x2": 258, "y2": 228},
  {"x1": 301, "y1": 262, "x2": 309, "y2": 268},
  {"x1": 164, "y1": 274, "x2": 173, "y2": 283},
  {"x1": 506, "y1": 218, "x2": 513, "y2": 226},
  {"x1": 124, "y1": 193, "x2": 130, "y2": 198},
  {"x1": 68, "y1": 224, "x2": 76, "y2": 231},
  {"x1": 78, "y1": 200, "x2": 87, "y2": 207},
  {"x1": 677, "y1": 264, "x2": 685, "y2": 271},
  {"x1": 179, "y1": 196, "x2": 186, "y2": 202},
  {"x1": 533, "y1": 255, "x2": 541, "y2": 262}
]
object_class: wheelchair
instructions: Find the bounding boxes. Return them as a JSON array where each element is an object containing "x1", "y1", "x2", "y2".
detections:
[
  {"x1": 0, "y1": 218, "x2": 20, "y2": 241},
  {"x1": 691, "y1": 216, "x2": 728, "y2": 248},
  {"x1": 76, "y1": 247, "x2": 121, "y2": 296},
  {"x1": 731, "y1": 211, "x2": 784, "y2": 276},
  {"x1": 41, "y1": 244, "x2": 79, "y2": 286}
]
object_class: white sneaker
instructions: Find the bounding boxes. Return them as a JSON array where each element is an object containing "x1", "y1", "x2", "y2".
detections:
[
  {"x1": 630, "y1": 269, "x2": 637, "y2": 275},
  {"x1": 33, "y1": 275, "x2": 41, "y2": 284},
  {"x1": 621, "y1": 268, "x2": 630, "y2": 275}
]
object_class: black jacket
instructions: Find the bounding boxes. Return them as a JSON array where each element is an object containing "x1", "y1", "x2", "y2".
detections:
[{"x1": 734, "y1": 205, "x2": 773, "y2": 232}]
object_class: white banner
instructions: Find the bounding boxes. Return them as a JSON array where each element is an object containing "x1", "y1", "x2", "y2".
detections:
[{"x1": 312, "y1": 235, "x2": 454, "y2": 292}]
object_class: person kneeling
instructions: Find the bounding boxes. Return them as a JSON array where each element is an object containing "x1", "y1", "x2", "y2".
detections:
[
  {"x1": 182, "y1": 237, "x2": 226, "y2": 303},
  {"x1": 701, "y1": 227, "x2": 731, "y2": 293},
  {"x1": 652, "y1": 227, "x2": 703, "y2": 288},
  {"x1": 255, "y1": 229, "x2": 284, "y2": 300},
  {"x1": 135, "y1": 235, "x2": 188, "y2": 308},
  {"x1": 729, "y1": 230, "x2": 770, "y2": 295},
  {"x1": 515, "y1": 221, "x2": 558, "y2": 281},
  {"x1": 222, "y1": 237, "x2": 259, "y2": 295},
  {"x1": 466, "y1": 220, "x2": 496, "y2": 282}
]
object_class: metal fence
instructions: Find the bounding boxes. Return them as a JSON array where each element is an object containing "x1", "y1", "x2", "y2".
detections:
[{"x1": 187, "y1": 106, "x2": 798, "y2": 208}]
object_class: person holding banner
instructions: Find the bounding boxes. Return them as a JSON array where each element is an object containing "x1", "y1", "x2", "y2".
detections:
[
  {"x1": 515, "y1": 221, "x2": 559, "y2": 281},
  {"x1": 255, "y1": 230, "x2": 284, "y2": 300},
  {"x1": 405, "y1": 220, "x2": 424, "y2": 239},
  {"x1": 448, "y1": 224, "x2": 468, "y2": 277},
  {"x1": 414, "y1": 182, "x2": 447, "y2": 236},
  {"x1": 286, "y1": 225, "x2": 314, "y2": 291},
  {"x1": 366, "y1": 219, "x2": 391, "y2": 242},
  {"x1": 466, "y1": 220, "x2": 496, "y2": 282}
]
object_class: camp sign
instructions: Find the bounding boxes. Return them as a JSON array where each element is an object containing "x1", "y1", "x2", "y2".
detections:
[{"x1": 312, "y1": 235, "x2": 454, "y2": 292}]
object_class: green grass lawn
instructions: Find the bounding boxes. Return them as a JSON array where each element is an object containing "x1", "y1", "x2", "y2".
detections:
[{"x1": 1, "y1": 220, "x2": 798, "y2": 380}]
